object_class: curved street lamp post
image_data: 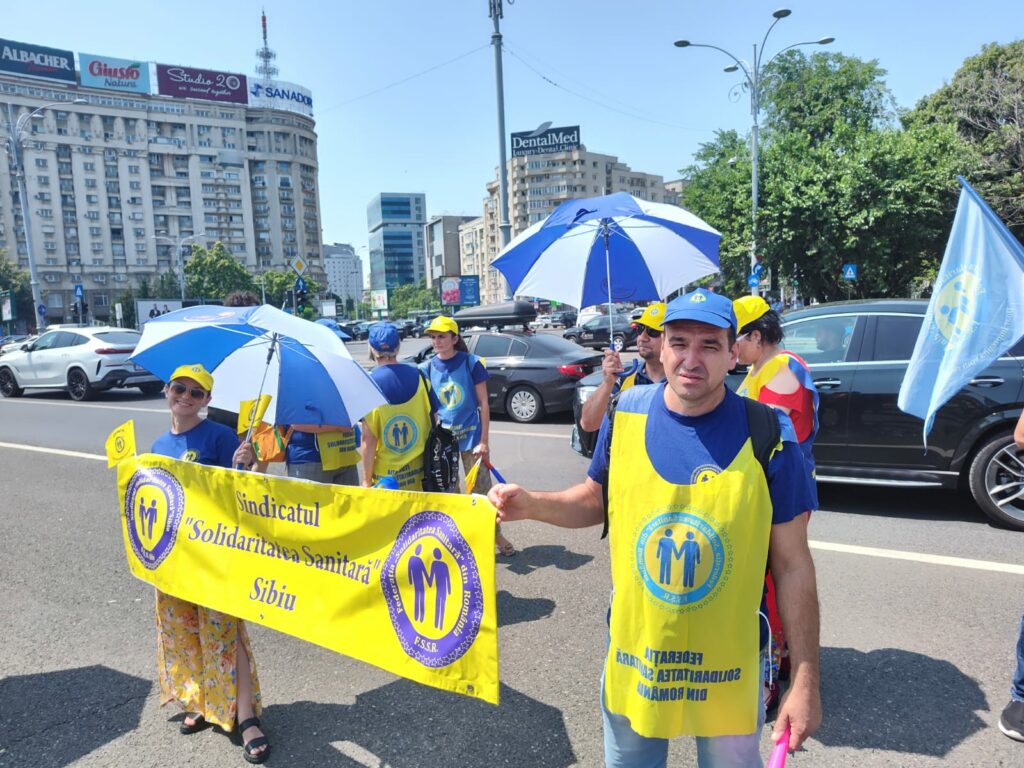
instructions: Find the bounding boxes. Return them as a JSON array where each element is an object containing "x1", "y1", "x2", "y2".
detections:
[
  {"x1": 675, "y1": 9, "x2": 833, "y2": 296},
  {"x1": 151, "y1": 232, "x2": 206, "y2": 302}
]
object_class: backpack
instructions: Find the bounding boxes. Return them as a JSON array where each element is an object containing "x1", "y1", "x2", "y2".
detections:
[
  {"x1": 600, "y1": 394, "x2": 781, "y2": 538},
  {"x1": 422, "y1": 422, "x2": 461, "y2": 493}
]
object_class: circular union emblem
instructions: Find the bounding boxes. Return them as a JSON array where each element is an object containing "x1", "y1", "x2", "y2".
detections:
[
  {"x1": 114, "y1": 436, "x2": 125, "y2": 454},
  {"x1": 636, "y1": 511, "x2": 726, "y2": 610},
  {"x1": 933, "y1": 269, "x2": 979, "y2": 348},
  {"x1": 383, "y1": 414, "x2": 419, "y2": 455},
  {"x1": 438, "y1": 381, "x2": 464, "y2": 410},
  {"x1": 381, "y1": 511, "x2": 483, "y2": 668},
  {"x1": 124, "y1": 468, "x2": 185, "y2": 570}
]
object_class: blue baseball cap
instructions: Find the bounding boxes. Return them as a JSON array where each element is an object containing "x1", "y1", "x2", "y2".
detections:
[
  {"x1": 368, "y1": 322, "x2": 400, "y2": 352},
  {"x1": 663, "y1": 288, "x2": 737, "y2": 332}
]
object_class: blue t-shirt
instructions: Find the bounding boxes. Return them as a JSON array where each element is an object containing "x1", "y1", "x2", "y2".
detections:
[
  {"x1": 423, "y1": 351, "x2": 488, "y2": 451},
  {"x1": 588, "y1": 385, "x2": 812, "y2": 525},
  {"x1": 371, "y1": 362, "x2": 441, "y2": 412},
  {"x1": 151, "y1": 418, "x2": 238, "y2": 468},
  {"x1": 427, "y1": 351, "x2": 488, "y2": 385}
]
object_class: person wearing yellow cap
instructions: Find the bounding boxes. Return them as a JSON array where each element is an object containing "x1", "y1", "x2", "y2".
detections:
[
  {"x1": 421, "y1": 315, "x2": 515, "y2": 556},
  {"x1": 150, "y1": 364, "x2": 270, "y2": 763},
  {"x1": 732, "y1": 294, "x2": 820, "y2": 715},
  {"x1": 578, "y1": 302, "x2": 667, "y2": 433}
]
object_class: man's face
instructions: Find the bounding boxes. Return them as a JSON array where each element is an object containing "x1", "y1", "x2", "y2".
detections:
[
  {"x1": 635, "y1": 324, "x2": 664, "y2": 362},
  {"x1": 165, "y1": 377, "x2": 211, "y2": 418},
  {"x1": 816, "y1": 325, "x2": 843, "y2": 352},
  {"x1": 660, "y1": 321, "x2": 737, "y2": 411}
]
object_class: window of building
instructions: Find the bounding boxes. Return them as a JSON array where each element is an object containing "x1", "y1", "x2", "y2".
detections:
[
  {"x1": 34, "y1": 158, "x2": 47, "y2": 168},
  {"x1": 83, "y1": 162, "x2": 96, "y2": 172}
]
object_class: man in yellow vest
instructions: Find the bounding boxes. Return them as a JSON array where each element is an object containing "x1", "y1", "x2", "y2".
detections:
[
  {"x1": 489, "y1": 288, "x2": 820, "y2": 767},
  {"x1": 579, "y1": 302, "x2": 667, "y2": 432}
]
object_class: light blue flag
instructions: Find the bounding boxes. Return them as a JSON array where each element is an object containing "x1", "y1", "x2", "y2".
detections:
[{"x1": 898, "y1": 177, "x2": 1024, "y2": 444}]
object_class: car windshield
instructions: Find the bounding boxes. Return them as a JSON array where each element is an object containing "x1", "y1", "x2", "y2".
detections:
[{"x1": 94, "y1": 331, "x2": 142, "y2": 345}]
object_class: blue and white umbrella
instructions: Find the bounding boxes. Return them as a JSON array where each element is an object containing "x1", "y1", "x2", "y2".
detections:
[
  {"x1": 493, "y1": 191, "x2": 721, "y2": 311},
  {"x1": 130, "y1": 304, "x2": 385, "y2": 428}
]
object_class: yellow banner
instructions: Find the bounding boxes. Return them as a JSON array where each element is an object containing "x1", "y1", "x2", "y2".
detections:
[
  {"x1": 238, "y1": 395, "x2": 273, "y2": 434},
  {"x1": 105, "y1": 419, "x2": 136, "y2": 467},
  {"x1": 116, "y1": 454, "x2": 499, "y2": 703}
]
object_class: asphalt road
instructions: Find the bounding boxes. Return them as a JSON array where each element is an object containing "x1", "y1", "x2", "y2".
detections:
[{"x1": 1, "y1": 383, "x2": 1023, "y2": 767}]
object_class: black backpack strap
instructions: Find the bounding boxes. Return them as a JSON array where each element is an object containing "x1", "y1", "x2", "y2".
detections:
[
  {"x1": 600, "y1": 391, "x2": 624, "y2": 540},
  {"x1": 743, "y1": 397, "x2": 782, "y2": 477}
]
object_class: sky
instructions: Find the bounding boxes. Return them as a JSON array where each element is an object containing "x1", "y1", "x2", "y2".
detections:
[{"x1": 5, "y1": 0, "x2": 1020, "y2": 259}]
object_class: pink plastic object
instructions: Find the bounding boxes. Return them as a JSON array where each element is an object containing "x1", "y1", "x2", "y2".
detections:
[{"x1": 766, "y1": 725, "x2": 791, "y2": 768}]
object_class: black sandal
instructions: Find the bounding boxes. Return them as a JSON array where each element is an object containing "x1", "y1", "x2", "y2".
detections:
[
  {"x1": 238, "y1": 716, "x2": 271, "y2": 764},
  {"x1": 179, "y1": 714, "x2": 210, "y2": 735}
]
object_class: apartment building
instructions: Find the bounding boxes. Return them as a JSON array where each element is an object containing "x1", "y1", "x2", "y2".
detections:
[{"x1": 323, "y1": 242, "x2": 363, "y2": 311}]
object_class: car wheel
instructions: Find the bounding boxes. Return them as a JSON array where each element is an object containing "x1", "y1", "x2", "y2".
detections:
[
  {"x1": 611, "y1": 334, "x2": 625, "y2": 351},
  {"x1": 565, "y1": 334, "x2": 580, "y2": 345},
  {"x1": 0, "y1": 367, "x2": 23, "y2": 397},
  {"x1": 506, "y1": 385, "x2": 546, "y2": 424},
  {"x1": 968, "y1": 431, "x2": 1024, "y2": 531},
  {"x1": 137, "y1": 382, "x2": 164, "y2": 396},
  {"x1": 67, "y1": 368, "x2": 95, "y2": 401}
]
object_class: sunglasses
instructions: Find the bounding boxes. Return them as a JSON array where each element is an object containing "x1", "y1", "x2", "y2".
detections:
[
  {"x1": 632, "y1": 323, "x2": 662, "y2": 338},
  {"x1": 169, "y1": 382, "x2": 207, "y2": 399}
]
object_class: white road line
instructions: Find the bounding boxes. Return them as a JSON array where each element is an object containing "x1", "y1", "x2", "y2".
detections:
[
  {"x1": 0, "y1": 441, "x2": 105, "y2": 462},
  {"x1": 491, "y1": 429, "x2": 569, "y2": 439},
  {"x1": 809, "y1": 539, "x2": 1024, "y2": 575},
  {"x1": 0, "y1": 399, "x2": 164, "y2": 414}
]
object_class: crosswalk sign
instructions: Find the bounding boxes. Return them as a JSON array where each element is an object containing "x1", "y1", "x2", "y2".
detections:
[{"x1": 842, "y1": 263, "x2": 857, "y2": 281}]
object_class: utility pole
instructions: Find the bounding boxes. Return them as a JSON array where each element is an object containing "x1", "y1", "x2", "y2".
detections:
[{"x1": 488, "y1": 0, "x2": 513, "y2": 300}]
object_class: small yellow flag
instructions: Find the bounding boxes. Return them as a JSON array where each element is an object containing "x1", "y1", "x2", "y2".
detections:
[
  {"x1": 237, "y1": 395, "x2": 273, "y2": 434},
  {"x1": 105, "y1": 419, "x2": 137, "y2": 468},
  {"x1": 464, "y1": 457, "x2": 483, "y2": 494}
]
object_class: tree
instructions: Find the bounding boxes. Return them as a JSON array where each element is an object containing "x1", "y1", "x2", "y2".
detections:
[
  {"x1": 0, "y1": 253, "x2": 32, "y2": 330},
  {"x1": 258, "y1": 271, "x2": 323, "y2": 311},
  {"x1": 155, "y1": 270, "x2": 180, "y2": 299},
  {"x1": 183, "y1": 242, "x2": 255, "y2": 300},
  {"x1": 387, "y1": 279, "x2": 440, "y2": 320},
  {"x1": 908, "y1": 41, "x2": 1024, "y2": 241},
  {"x1": 114, "y1": 286, "x2": 137, "y2": 328}
]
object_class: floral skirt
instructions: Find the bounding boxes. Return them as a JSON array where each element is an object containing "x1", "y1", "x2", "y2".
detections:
[{"x1": 155, "y1": 589, "x2": 261, "y2": 730}]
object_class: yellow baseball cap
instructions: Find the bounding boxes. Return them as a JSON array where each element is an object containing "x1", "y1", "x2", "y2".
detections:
[
  {"x1": 732, "y1": 295, "x2": 771, "y2": 333},
  {"x1": 634, "y1": 302, "x2": 666, "y2": 332},
  {"x1": 169, "y1": 363, "x2": 214, "y2": 392},
  {"x1": 425, "y1": 316, "x2": 459, "y2": 335}
]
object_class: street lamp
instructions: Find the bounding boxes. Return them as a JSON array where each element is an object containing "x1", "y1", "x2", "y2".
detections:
[
  {"x1": 675, "y1": 9, "x2": 833, "y2": 296},
  {"x1": 151, "y1": 232, "x2": 206, "y2": 301},
  {"x1": 488, "y1": 0, "x2": 514, "y2": 300},
  {"x1": 4, "y1": 98, "x2": 87, "y2": 330}
]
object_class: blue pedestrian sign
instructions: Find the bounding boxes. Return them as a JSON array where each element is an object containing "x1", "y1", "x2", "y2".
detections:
[
  {"x1": 842, "y1": 263, "x2": 857, "y2": 281},
  {"x1": 74, "y1": 284, "x2": 84, "y2": 299},
  {"x1": 38, "y1": 304, "x2": 47, "y2": 317},
  {"x1": 294, "y1": 276, "x2": 307, "y2": 293},
  {"x1": 747, "y1": 274, "x2": 760, "y2": 288}
]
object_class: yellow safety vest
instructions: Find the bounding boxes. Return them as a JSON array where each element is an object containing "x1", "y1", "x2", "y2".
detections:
[
  {"x1": 365, "y1": 375, "x2": 433, "y2": 490},
  {"x1": 736, "y1": 353, "x2": 794, "y2": 401},
  {"x1": 603, "y1": 389, "x2": 773, "y2": 738},
  {"x1": 316, "y1": 429, "x2": 360, "y2": 471}
]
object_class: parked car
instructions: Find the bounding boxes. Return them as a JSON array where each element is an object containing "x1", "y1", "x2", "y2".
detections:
[
  {"x1": 551, "y1": 309, "x2": 577, "y2": 328},
  {"x1": 530, "y1": 314, "x2": 556, "y2": 329},
  {"x1": 563, "y1": 314, "x2": 640, "y2": 351},
  {"x1": 0, "y1": 335, "x2": 30, "y2": 355},
  {"x1": 407, "y1": 304, "x2": 601, "y2": 423},
  {"x1": 572, "y1": 299, "x2": 1024, "y2": 531},
  {"x1": 0, "y1": 327, "x2": 161, "y2": 401}
]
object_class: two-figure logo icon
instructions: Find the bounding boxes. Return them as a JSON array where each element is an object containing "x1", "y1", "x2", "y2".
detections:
[
  {"x1": 636, "y1": 511, "x2": 726, "y2": 610},
  {"x1": 124, "y1": 468, "x2": 185, "y2": 570},
  {"x1": 383, "y1": 414, "x2": 419, "y2": 455}
]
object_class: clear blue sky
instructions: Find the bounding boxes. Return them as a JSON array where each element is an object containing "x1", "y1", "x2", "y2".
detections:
[{"x1": 5, "y1": 1, "x2": 1019, "y2": 254}]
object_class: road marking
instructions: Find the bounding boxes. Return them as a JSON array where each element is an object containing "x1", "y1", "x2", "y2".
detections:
[
  {"x1": 0, "y1": 398, "x2": 164, "y2": 414},
  {"x1": 809, "y1": 539, "x2": 1024, "y2": 575},
  {"x1": 491, "y1": 428, "x2": 569, "y2": 439},
  {"x1": 0, "y1": 441, "x2": 105, "y2": 462}
]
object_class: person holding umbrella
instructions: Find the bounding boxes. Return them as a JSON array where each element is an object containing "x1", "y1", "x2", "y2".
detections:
[
  {"x1": 421, "y1": 315, "x2": 515, "y2": 556},
  {"x1": 360, "y1": 322, "x2": 439, "y2": 489},
  {"x1": 150, "y1": 363, "x2": 270, "y2": 764}
]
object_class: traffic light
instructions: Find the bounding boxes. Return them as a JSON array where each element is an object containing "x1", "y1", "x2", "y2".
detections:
[{"x1": 296, "y1": 289, "x2": 307, "y2": 311}]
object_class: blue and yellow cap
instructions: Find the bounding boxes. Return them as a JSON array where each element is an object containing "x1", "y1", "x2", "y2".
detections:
[
  {"x1": 169, "y1": 363, "x2": 214, "y2": 392},
  {"x1": 663, "y1": 289, "x2": 737, "y2": 332}
]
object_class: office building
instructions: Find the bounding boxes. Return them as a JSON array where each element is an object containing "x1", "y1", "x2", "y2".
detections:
[
  {"x1": 366, "y1": 192, "x2": 425, "y2": 291},
  {"x1": 0, "y1": 34, "x2": 322, "y2": 326},
  {"x1": 425, "y1": 214, "x2": 475, "y2": 288},
  {"x1": 323, "y1": 242, "x2": 362, "y2": 312}
]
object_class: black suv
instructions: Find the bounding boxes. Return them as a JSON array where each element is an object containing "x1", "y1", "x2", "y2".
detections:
[
  {"x1": 563, "y1": 314, "x2": 639, "y2": 351},
  {"x1": 572, "y1": 299, "x2": 1024, "y2": 531}
]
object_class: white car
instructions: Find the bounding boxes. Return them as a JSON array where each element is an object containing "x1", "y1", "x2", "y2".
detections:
[
  {"x1": 0, "y1": 326, "x2": 162, "y2": 401},
  {"x1": 530, "y1": 314, "x2": 556, "y2": 329}
]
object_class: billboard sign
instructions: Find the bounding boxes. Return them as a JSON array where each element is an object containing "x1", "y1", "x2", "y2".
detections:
[
  {"x1": 511, "y1": 124, "x2": 581, "y2": 158},
  {"x1": 248, "y1": 79, "x2": 313, "y2": 117},
  {"x1": 137, "y1": 299, "x2": 183, "y2": 327},
  {"x1": 441, "y1": 276, "x2": 481, "y2": 307},
  {"x1": 79, "y1": 53, "x2": 151, "y2": 94},
  {"x1": 0, "y1": 38, "x2": 75, "y2": 83},
  {"x1": 370, "y1": 289, "x2": 388, "y2": 311},
  {"x1": 156, "y1": 64, "x2": 248, "y2": 104}
]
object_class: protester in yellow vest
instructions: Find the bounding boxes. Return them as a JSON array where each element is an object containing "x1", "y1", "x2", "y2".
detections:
[
  {"x1": 149, "y1": 363, "x2": 270, "y2": 763},
  {"x1": 489, "y1": 289, "x2": 820, "y2": 767},
  {"x1": 361, "y1": 322, "x2": 439, "y2": 489},
  {"x1": 579, "y1": 302, "x2": 667, "y2": 432}
]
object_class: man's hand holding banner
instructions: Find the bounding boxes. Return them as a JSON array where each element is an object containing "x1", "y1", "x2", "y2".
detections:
[{"x1": 113, "y1": 449, "x2": 499, "y2": 704}]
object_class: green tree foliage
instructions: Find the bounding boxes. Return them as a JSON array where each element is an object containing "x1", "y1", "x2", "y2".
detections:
[
  {"x1": 258, "y1": 271, "x2": 323, "y2": 310},
  {"x1": 183, "y1": 242, "x2": 255, "y2": 300},
  {"x1": 155, "y1": 270, "x2": 180, "y2": 299},
  {"x1": 0, "y1": 253, "x2": 32, "y2": 327},
  {"x1": 907, "y1": 41, "x2": 1024, "y2": 240},
  {"x1": 681, "y1": 50, "x2": 970, "y2": 300},
  {"x1": 387, "y1": 280, "x2": 440, "y2": 320},
  {"x1": 114, "y1": 286, "x2": 137, "y2": 328}
]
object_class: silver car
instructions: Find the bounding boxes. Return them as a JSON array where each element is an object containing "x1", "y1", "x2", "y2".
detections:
[{"x1": 0, "y1": 326, "x2": 161, "y2": 401}]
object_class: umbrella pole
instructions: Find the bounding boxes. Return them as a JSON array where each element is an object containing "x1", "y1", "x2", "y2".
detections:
[
  {"x1": 603, "y1": 221, "x2": 614, "y2": 346},
  {"x1": 240, "y1": 333, "x2": 279, "y2": 453}
]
